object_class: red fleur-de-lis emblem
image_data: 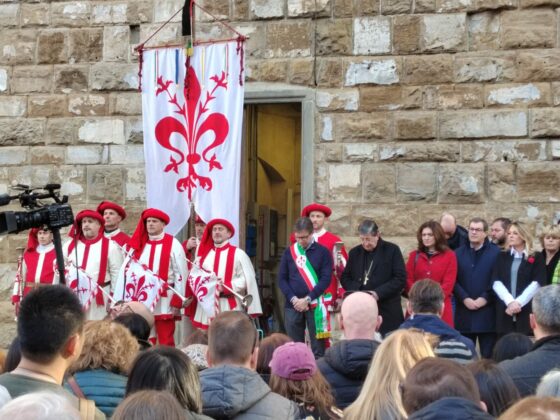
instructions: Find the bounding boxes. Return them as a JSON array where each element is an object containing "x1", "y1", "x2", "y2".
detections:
[{"x1": 155, "y1": 67, "x2": 229, "y2": 200}]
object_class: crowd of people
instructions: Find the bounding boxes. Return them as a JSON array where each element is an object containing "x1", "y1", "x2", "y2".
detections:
[{"x1": 2, "y1": 200, "x2": 560, "y2": 419}]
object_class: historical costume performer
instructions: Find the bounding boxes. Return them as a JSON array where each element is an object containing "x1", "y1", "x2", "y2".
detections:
[{"x1": 97, "y1": 200, "x2": 130, "y2": 247}]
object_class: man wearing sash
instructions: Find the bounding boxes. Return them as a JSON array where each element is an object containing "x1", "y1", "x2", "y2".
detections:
[
  {"x1": 12, "y1": 226, "x2": 58, "y2": 307},
  {"x1": 97, "y1": 200, "x2": 130, "y2": 247},
  {"x1": 301, "y1": 203, "x2": 347, "y2": 312},
  {"x1": 279, "y1": 217, "x2": 333, "y2": 358},
  {"x1": 190, "y1": 218, "x2": 262, "y2": 330},
  {"x1": 63, "y1": 210, "x2": 123, "y2": 320},
  {"x1": 119, "y1": 208, "x2": 188, "y2": 346}
]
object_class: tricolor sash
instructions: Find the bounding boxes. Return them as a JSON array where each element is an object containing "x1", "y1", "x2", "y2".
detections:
[{"x1": 290, "y1": 243, "x2": 331, "y2": 339}]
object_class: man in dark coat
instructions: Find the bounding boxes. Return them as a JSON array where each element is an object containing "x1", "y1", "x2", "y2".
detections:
[
  {"x1": 454, "y1": 217, "x2": 500, "y2": 358},
  {"x1": 500, "y1": 285, "x2": 560, "y2": 397},
  {"x1": 340, "y1": 219, "x2": 406, "y2": 336},
  {"x1": 317, "y1": 291, "x2": 381, "y2": 409}
]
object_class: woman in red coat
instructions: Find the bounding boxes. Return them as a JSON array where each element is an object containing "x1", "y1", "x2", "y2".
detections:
[{"x1": 405, "y1": 220, "x2": 458, "y2": 327}]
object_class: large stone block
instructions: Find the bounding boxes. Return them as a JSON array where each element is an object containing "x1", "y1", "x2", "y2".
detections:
[
  {"x1": 90, "y1": 64, "x2": 139, "y2": 91},
  {"x1": 30, "y1": 147, "x2": 65, "y2": 165},
  {"x1": 127, "y1": 1, "x2": 152, "y2": 24},
  {"x1": 265, "y1": 21, "x2": 311, "y2": 58},
  {"x1": 354, "y1": 205, "x2": 421, "y2": 236},
  {"x1": 109, "y1": 93, "x2": 142, "y2": 116},
  {"x1": 0, "y1": 68, "x2": 7, "y2": 92},
  {"x1": 51, "y1": 166, "x2": 86, "y2": 201},
  {"x1": 485, "y1": 83, "x2": 551, "y2": 107},
  {"x1": 21, "y1": 3, "x2": 50, "y2": 26},
  {"x1": 109, "y1": 145, "x2": 145, "y2": 165},
  {"x1": 250, "y1": 0, "x2": 284, "y2": 19},
  {"x1": 362, "y1": 163, "x2": 395, "y2": 203},
  {"x1": 360, "y1": 85, "x2": 423, "y2": 111},
  {"x1": 0, "y1": 147, "x2": 27, "y2": 166},
  {"x1": 488, "y1": 163, "x2": 516, "y2": 202},
  {"x1": 233, "y1": 0, "x2": 249, "y2": 19},
  {"x1": 552, "y1": 141, "x2": 560, "y2": 160},
  {"x1": 12, "y1": 66, "x2": 52, "y2": 94},
  {"x1": 436, "y1": 0, "x2": 516, "y2": 12},
  {"x1": 125, "y1": 167, "x2": 147, "y2": 202},
  {"x1": 353, "y1": 17, "x2": 391, "y2": 55},
  {"x1": 517, "y1": 50, "x2": 560, "y2": 82},
  {"x1": 0, "y1": 4, "x2": 20, "y2": 27},
  {"x1": 394, "y1": 112, "x2": 436, "y2": 140},
  {"x1": 440, "y1": 110, "x2": 527, "y2": 138},
  {"x1": 520, "y1": 0, "x2": 560, "y2": 6},
  {"x1": 343, "y1": 143, "x2": 378, "y2": 162},
  {"x1": 517, "y1": 163, "x2": 560, "y2": 202},
  {"x1": 0, "y1": 119, "x2": 44, "y2": 146},
  {"x1": 345, "y1": 58, "x2": 399, "y2": 86},
  {"x1": 0, "y1": 97, "x2": 26, "y2": 117},
  {"x1": 316, "y1": 19, "x2": 351, "y2": 56},
  {"x1": 51, "y1": 2, "x2": 90, "y2": 27},
  {"x1": 461, "y1": 140, "x2": 546, "y2": 162},
  {"x1": 333, "y1": 0, "x2": 353, "y2": 16},
  {"x1": 334, "y1": 112, "x2": 390, "y2": 141},
  {"x1": 288, "y1": 59, "x2": 314, "y2": 86},
  {"x1": 47, "y1": 118, "x2": 80, "y2": 145},
  {"x1": 125, "y1": 118, "x2": 144, "y2": 144},
  {"x1": 288, "y1": 0, "x2": 330, "y2": 17},
  {"x1": 87, "y1": 166, "x2": 124, "y2": 202},
  {"x1": 501, "y1": 10, "x2": 555, "y2": 49},
  {"x1": 328, "y1": 164, "x2": 361, "y2": 200},
  {"x1": 415, "y1": 0, "x2": 436, "y2": 12},
  {"x1": 321, "y1": 144, "x2": 343, "y2": 162},
  {"x1": 468, "y1": 12, "x2": 500, "y2": 51},
  {"x1": 454, "y1": 53, "x2": 517, "y2": 83},
  {"x1": 68, "y1": 94, "x2": 108, "y2": 116},
  {"x1": 91, "y1": 3, "x2": 128, "y2": 24},
  {"x1": 397, "y1": 163, "x2": 437, "y2": 202},
  {"x1": 381, "y1": 0, "x2": 413, "y2": 13},
  {"x1": 438, "y1": 164, "x2": 485, "y2": 204},
  {"x1": 421, "y1": 14, "x2": 467, "y2": 52},
  {"x1": 28, "y1": 95, "x2": 68, "y2": 117},
  {"x1": 0, "y1": 30, "x2": 37, "y2": 65},
  {"x1": 424, "y1": 84, "x2": 483, "y2": 109},
  {"x1": 66, "y1": 146, "x2": 105, "y2": 165},
  {"x1": 531, "y1": 108, "x2": 560, "y2": 138},
  {"x1": 54, "y1": 65, "x2": 89, "y2": 93},
  {"x1": 234, "y1": 24, "x2": 265, "y2": 59},
  {"x1": 316, "y1": 89, "x2": 359, "y2": 111},
  {"x1": 78, "y1": 119, "x2": 126, "y2": 144},
  {"x1": 138, "y1": 23, "x2": 180, "y2": 45},
  {"x1": 68, "y1": 29, "x2": 103, "y2": 63},
  {"x1": 316, "y1": 58, "x2": 343, "y2": 87},
  {"x1": 37, "y1": 30, "x2": 68, "y2": 64},
  {"x1": 393, "y1": 15, "x2": 421, "y2": 54},
  {"x1": 402, "y1": 55, "x2": 453, "y2": 84},
  {"x1": 252, "y1": 60, "x2": 288, "y2": 83},
  {"x1": 379, "y1": 142, "x2": 459, "y2": 162}
]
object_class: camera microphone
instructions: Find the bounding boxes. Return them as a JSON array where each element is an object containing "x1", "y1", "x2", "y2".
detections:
[{"x1": 0, "y1": 194, "x2": 12, "y2": 206}]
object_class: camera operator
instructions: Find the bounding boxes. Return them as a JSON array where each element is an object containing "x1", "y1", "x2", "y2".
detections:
[
  {"x1": 12, "y1": 225, "x2": 58, "y2": 310},
  {"x1": 63, "y1": 210, "x2": 123, "y2": 320}
]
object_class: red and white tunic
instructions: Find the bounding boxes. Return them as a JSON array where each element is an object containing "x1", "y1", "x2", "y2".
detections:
[
  {"x1": 314, "y1": 229, "x2": 348, "y2": 309},
  {"x1": 12, "y1": 244, "x2": 58, "y2": 303},
  {"x1": 63, "y1": 236, "x2": 123, "y2": 320},
  {"x1": 104, "y1": 229, "x2": 130, "y2": 248},
  {"x1": 191, "y1": 241, "x2": 262, "y2": 329},
  {"x1": 118, "y1": 233, "x2": 188, "y2": 320}
]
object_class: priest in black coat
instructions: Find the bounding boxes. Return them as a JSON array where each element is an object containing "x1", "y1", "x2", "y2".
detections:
[{"x1": 341, "y1": 219, "x2": 406, "y2": 336}]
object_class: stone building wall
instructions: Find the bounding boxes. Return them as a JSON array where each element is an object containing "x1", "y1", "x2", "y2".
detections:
[{"x1": 0, "y1": 0, "x2": 559, "y2": 306}]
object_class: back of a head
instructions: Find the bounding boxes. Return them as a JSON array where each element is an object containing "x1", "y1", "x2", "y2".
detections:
[
  {"x1": 69, "y1": 320, "x2": 139, "y2": 374},
  {"x1": 127, "y1": 346, "x2": 202, "y2": 413},
  {"x1": 532, "y1": 285, "x2": 560, "y2": 335},
  {"x1": 402, "y1": 357, "x2": 480, "y2": 416},
  {"x1": 114, "y1": 313, "x2": 151, "y2": 341},
  {"x1": 4, "y1": 336, "x2": 21, "y2": 373},
  {"x1": 409, "y1": 279, "x2": 444, "y2": 315},
  {"x1": 537, "y1": 370, "x2": 560, "y2": 398},
  {"x1": 0, "y1": 391, "x2": 79, "y2": 420},
  {"x1": 499, "y1": 396, "x2": 560, "y2": 420},
  {"x1": 467, "y1": 359, "x2": 520, "y2": 417},
  {"x1": 208, "y1": 311, "x2": 257, "y2": 366},
  {"x1": 18, "y1": 285, "x2": 84, "y2": 364},
  {"x1": 256, "y1": 333, "x2": 292, "y2": 374},
  {"x1": 492, "y1": 333, "x2": 533, "y2": 362},
  {"x1": 340, "y1": 291, "x2": 379, "y2": 339},
  {"x1": 113, "y1": 390, "x2": 185, "y2": 420}
]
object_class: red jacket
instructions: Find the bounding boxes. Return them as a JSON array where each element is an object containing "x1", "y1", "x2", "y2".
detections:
[{"x1": 405, "y1": 249, "x2": 457, "y2": 327}]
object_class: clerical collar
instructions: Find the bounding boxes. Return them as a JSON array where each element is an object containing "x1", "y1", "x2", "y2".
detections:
[
  {"x1": 214, "y1": 240, "x2": 229, "y2": 249},
  {"x1": 149, "y1": 232, "x2": 165, "y2": 241}
]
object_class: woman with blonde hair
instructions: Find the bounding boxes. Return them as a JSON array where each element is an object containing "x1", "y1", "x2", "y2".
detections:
[
  {"x1": 65, "y1": 320, "x2": 139, "y2": 417},
  {"x1": 492, "y1": 221, "x2": 546, "y2": 336},
  {"x1": 539, "y1": 225, "x2": 560, "y2": 285},
  {"x1": 344, "y1": 329, "x2": 436, "y2": 420}
]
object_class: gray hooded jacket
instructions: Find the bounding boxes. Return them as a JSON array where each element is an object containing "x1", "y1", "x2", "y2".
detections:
[{"x1": 200, "y1": 365, "x2": 299, "y2": 420}]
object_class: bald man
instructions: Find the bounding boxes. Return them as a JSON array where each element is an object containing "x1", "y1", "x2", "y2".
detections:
[
  {"x1": 440, "y1": 212, "x2": 469, "y2": 251},
  {"x1": 317, "y1": 292, "x2": 382, "y2": 408}
]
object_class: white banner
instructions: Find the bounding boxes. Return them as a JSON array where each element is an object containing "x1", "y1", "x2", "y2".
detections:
[
  {"x1": 65, "y1": 263, "x2": 97, "y2": 312},
  {"x1": 113, "y1": 258, "x2": 163, "y2": 311},
  {"x1": 187, "y1": 265, "x2": 218, "y2": 319},
  {"x1": 141, "y1": 42, "x2": 245, "y2": 244}
]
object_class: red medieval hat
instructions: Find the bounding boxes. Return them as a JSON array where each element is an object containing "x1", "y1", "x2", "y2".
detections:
[
  {"x1": 97, "y1": 200, "x2": 127, "y2": 220},
  {"x1": 197, "y1": 218, "x2": 235, "y2": 259},
  {"x1": 301, "y1": 203, "x2": 332, "y2": 218},
  {"x1": 195, "y1": 215, "x2": 205, "y2": 225},
  {"x1": 128, "y1": 208, "x2": 170, "y2": 257},
  {"x1": 69, "y1": 209, "x2": 105, "y2": 240},
  {"x1": 26, "y1": 225, "x2": 51, "y2": 252}
]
